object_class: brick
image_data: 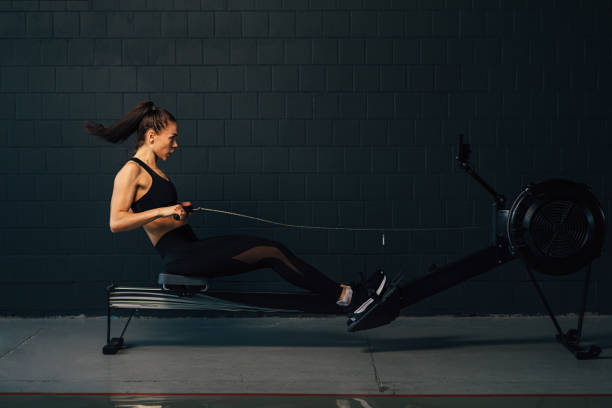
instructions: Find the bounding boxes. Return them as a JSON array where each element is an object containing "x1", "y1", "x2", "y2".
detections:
[
  {"x1": 542, "y1": 64, "x2": 570, "y2": 91},
  {"x1": 53, "y1": 12, "x2": 79, "y2": 37},
  {"x1": 278, "y1": 174, "x2": 306, "y2": 199},
  {"x1": 489, "y1": 64, "x2": 515, "y2": 91},
  {"x1": 258, "y1": 39, "x2": 284, "y2": 63},
  {"x1": 15, "y1": 95, "x2": 41, "y2": 120},
  {"x1": 389, "y1": 120, "x2": 414, "y2": 145},
  {"x1": 0, "y1": 11, "x2": 25, "y2": 36},
  {"x1": 474, "y1": 38, "x2": 500, "y2": 64},
  {"x1": 333, "y1": 121, "x2": 360, "y2": 147},
  {"x1": 94, "y1": 39, "x2": 122, "y2": 65},
  {"x1": 409, "y1": 66, "x2": 434, "y2": 91},
  {"x1": 296, "y1": 11, "x2": 322, "y2": 37},
  {"x1": 258, "y1": 93, "x2": 284, "y2": 118},
  {"x1": 286, "y1": 94, "x2": 312, "y2": 119},
  {"x1": 460, "y1": 11, "x2": 486, "y2": 37},
  {"x1": 2, "y1": 67, "x2": 27, "y2": 92},
  {"x1": 318, "y1": 147, "x2": 344, "y2": 173},
  {"x1": 80, "y1": 12, "x2": 107, "y2": 37},
  {"x1": 286, "y1": 39, "x2": 311, "y2": 64},
  {"x1": 462, "y1": 64, "x2": 487, "y2": 90},
  {"x1": 26, "y1": 12, "x2": 52, "y2": 37},
  {"x1": 251, "y1": 174, "x2": 277, "y2": 200},
  {"x1": 162, "y1": 12, "x2": 188, "y2": 37},
  {"x1": 235, "y1": 148, "x2": 262, "y2": 172},
  {"x1": 395, "y1": 94, "x2": 421, "y2": 118},
  {"x1": 340, "y1": 94, "x2": 366, "y2": 119},
  {"x1": 314, "y1": 94, "x2": 339, "y2": 119},
  {"x1": 406, "y1": 11, "x2": 432, "y2": 36},
  {"x1": 486, "y1": 10, "x2": 514, "y2": 37},
  {"x1": 208, "y1": 147, "x2": 234, "y2": 173},
  {"x1": 333, "y1": 174, "x2": 360, "y2": 200},
  {"x1": 344, "y1": 147, "x2": 372, "y2": 174},
  {"x1": 225, "y1": 120, "x2": 250, "y2": 145},
  {"x1": 300, "y1": 66, "x2": 325, "y2": 92},
  {"x1": 243, "y1": 11, "x2": 268, "y2": 36},
  {"x1": 323, "y1": 11, "x2": 350, "y2": 37},
  {"x1": 393, "y1": 39, "x2": 419, "y2": 64},
  {"x1": 327, "y1": 66, "x2": 353, "y2": 91},
  {"x1": 279, "y1": 120, "x2": 305, "y2": 146},
  {"x1": 313, "y1": 39, "x2": 338, "y2": 64},
  {"x1": 269, "y1": 11, "x2": 294, "y2": 36},
  {"x1": 446, "y1": 39, "x2": 473, "y2": 64},
  {"x1": 365, "y1": 39, "x2": 393, "y2": 64},
  {"x1": 531, "y1": 92, "x2": 556, "y2": 119},
  {"x1": 306, "y1": 120, "x2": 332, "y2": 145},
  {"x1": 201, "y1": 0, "x2": 226, "y2": 10},
  {"x1": 450, "y1": 93, "x2": 474, "y2": 119},
  {"x1": 232, "y1": 93, "x2": 258, "y2": 118},
  {"x1": 14, "y1": 39, "x2": 41, "y2": 65},
  {"x1": 137, "y1": 67, "x2": 163, "y2": 92},
  {"x1": 305, "y1": 175, "x2": 331, "y2": 199},
  {"x1": 262, "y1": 147, "x2": 288, "y2": 172},
  {"x1": 245, "y1": 66, "x2": 270, "y2": 91},
  {"x1": 106, "y1": 12, "x2": 134, "y2": 37},
  {"x1": 177, "y1": 93, "x2": 204, "y2": 119},
  {"x1": 367, "y1": 94, "x2": 394, "y2": 119},
  {"x1": 351, "y1": 11, "x2": 377, "y2": 36},
  {"x1": 378, "y1": 10, "x2": 404, "y2": 37},
  {"x1": 176, "y1": 39, "x2": 203, "y2": 64},
  {"x1": 421, "y1": 38, "x2": 445, "y2": 64},
  {"x1": 149, "y1": 39, "x2": 175, "y2": 65},
  {"x1": 398, "y1": 148, "x2": 427, "y2": 173},
  {"x1": 175, "y1": 0, "x2": 201, "y2": 10},
  {"x1": 289, "y1": 147, "x2": 316, "y2": 172},
  {"x1": 205, "y1": 93, "x2": 231, "y2": 119},
  {"x1": 223, "y1": 175, "x2": 250, "y2": 200},
  {"x1": 215, "y1": 12, "x2": 241, "y2": 37},
  {"x1": 218, "y1": 66, "x2": 244, "y2": 91},
  {"x1": 55, "y1": 67, "x2": 82, "y2": 92},
  {"x1": 191, "y1": 67, "x2": 217, "y2": 91},
  {"x1": 188, "y1": 12, "x2": 214, "y2": 37},
  {"x1": 203, "y1": 39, "x2": 230, "y2": 63},
  {"x1": 514, "y1": 10, "x2": 541, "y2": 39},
  {"x1": 69, "y1": 94, "x2": 96, "y2": 120},
  {"x1": 252, "y1": 120, "x2": 277, "y2": 145},
  {"x1": 381, "y1": 66, "x2": 406, "y2": 91},
  {"x1": 476, "y1": 93, "x2": 502, "y2": 120},
  {"x1": 272, "y1": 66, "x2": 299, "y2": 91},
  {"x1": 433, "y1": 11, "x2": 458, "y2": 37},
  {"x1": 197, "y1": 120, "x2": 224, "y2": 145}
]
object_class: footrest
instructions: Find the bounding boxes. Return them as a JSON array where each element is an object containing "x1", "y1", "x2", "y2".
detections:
[
  {"x1": 347, "y1": 285, "x2": 401, "y2": 332},
  {"x1": 158, "y1": 273, "x2": 209, "y2": 287}
]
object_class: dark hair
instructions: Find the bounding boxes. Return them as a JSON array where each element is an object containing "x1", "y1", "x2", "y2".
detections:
[{"x1": 84, "y1": 100, "x2": 177, "y2": 153}]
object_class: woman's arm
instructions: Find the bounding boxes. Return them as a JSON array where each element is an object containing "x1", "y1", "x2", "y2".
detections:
[{"x1": 109, "y1": 164, "x2": 186, "y2": 233}]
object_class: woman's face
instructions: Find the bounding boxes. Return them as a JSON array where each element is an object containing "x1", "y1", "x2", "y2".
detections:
[{"x1": 150, "y1": 121, "x2": 178, "y2": 161}]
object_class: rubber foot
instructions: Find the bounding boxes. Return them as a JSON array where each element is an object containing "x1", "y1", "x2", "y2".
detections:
[{"x1": 103, "y1": 344, "x2": 119, "y2": 355}]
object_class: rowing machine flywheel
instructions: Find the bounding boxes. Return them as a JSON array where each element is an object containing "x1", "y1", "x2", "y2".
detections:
[{"x1": 507, "y1": 179, "x2": 606, "y2": 276}]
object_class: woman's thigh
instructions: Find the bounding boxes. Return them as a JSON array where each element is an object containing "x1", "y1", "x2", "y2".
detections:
[{"x1": 163, "y1": 234, "x2": 278, "y2": 278}]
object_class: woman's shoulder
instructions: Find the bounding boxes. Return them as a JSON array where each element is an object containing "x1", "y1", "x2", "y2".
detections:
[{"x1": 115, "y1": 159, "x2": 144, "y2": 183}]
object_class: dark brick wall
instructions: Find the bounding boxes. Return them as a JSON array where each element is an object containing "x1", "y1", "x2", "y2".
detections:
[{"x1": 0, "y1": 0, "x2": 610, "y2": 316}]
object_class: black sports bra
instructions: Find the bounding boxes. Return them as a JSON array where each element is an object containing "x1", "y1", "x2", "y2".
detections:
[{"x1": 129, "y1": 157, "x2": 178, "y2": 213}]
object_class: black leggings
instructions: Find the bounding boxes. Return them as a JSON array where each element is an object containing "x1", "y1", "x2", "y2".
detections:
[{"x1": 155, "y1": 225, "x2": 342, "y2": 303}]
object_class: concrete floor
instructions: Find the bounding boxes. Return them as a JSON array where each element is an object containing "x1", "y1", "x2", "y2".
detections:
[{"x1": 1, "y1": 315, "x2": 611, "y2": 396}]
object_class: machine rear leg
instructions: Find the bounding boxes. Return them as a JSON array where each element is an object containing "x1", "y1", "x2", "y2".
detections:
[{"x1": 526, "y1": 262, "x2": 601, "y2": 360}]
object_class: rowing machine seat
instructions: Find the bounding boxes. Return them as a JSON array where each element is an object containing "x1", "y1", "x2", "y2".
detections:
[{"x1": 158, "y1": 273, "x2": 208, "y2": 297}]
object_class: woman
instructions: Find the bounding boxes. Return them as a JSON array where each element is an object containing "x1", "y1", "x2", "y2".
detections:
[{"x1": 84, "y1": 100, "x2": 387, "y2": 323}]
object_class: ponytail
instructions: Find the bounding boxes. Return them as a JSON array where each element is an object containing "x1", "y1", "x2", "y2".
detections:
[{"x1": 84, "y1": 100, "x2": 176, "y2": 153}]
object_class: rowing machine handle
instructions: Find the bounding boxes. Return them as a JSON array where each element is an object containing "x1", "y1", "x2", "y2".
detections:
[{"x1": 173, "y1": 205, "x2": 193, "y2": 221}]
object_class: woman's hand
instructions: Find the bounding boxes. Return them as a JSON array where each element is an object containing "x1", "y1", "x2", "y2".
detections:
[{"x1": 159, "y1": 203, "x2": 190, "y2": 221}]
